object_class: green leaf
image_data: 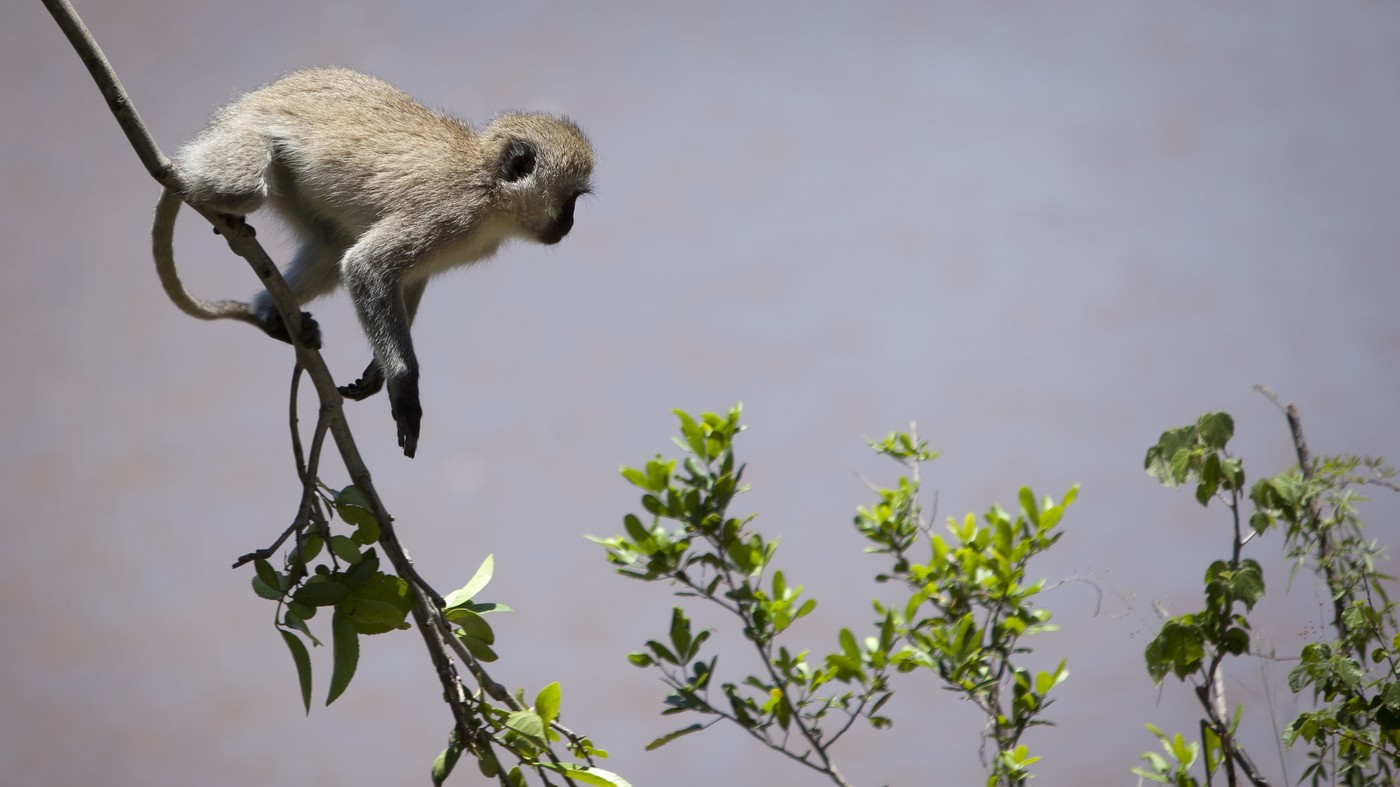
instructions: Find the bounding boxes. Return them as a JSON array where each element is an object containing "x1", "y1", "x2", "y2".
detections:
[
  {"x1": 341, "y1": 548, "x2": 380, "y2": 589},
  {"x1": 1197, "y1": 412, "x2": 1234, "y2": 450},
  {"x1": 430, "y1": 735, "x2": 463, "y2": 787},
  {"x1": 1229, "y1": 559, "x2": 1265, "y2": 610},
  {"x1": 1035, "y1": 659, "x2": 1069, "y2": 695},
  {"x1": 443, "y1": 554, "x2": 494, "y2": 609},
  {"x1": 644, "y1": 723, "x2": 706, "y2": 751},
  {"x1": 1221, "y1": 627, "x2": 1250, "y2": 655},
  {"x1": 669, "y1": 607, "x2": 694, "y2": 662},
  {"x1": 535, "y1": 682, "x2": 562, "y2": 726},
  {"x1": 446, "y1": 607, "x2": 494, "y2": 644},
  {"x1": 254, "y1": 559, "x2": 282, "y2": 592},
  {"x1": 339, "y1": 572, "x2": 412, "y2": 634},
  {"x1": 300, "y1": 533, "x2": 323, "y2": 563},
  {"x1": 540, "y1": 764, "x2": 633, "y2": 787},
  {"x1": 293, "y1": 580, "x2": 350, "y2": 607},
  {"x1": 335, "y1": 486, "x2": 381, "y2": 544},
  {"x1": 620, "y1": 465, "x2": 650, "y2": 491},
  {"x1": 279, "y1": 629, "x2": 312, "y2": 714},
  {"x1": 505, "y1": 710, "x2": 548, "y2": 747},
  {"x1": 252, "y1": 573, "x2": 284, "y2": 601},
  {"x1": 1019, "y1": 487, "x2": 1038, "y2": 526},
  {"x1": 839, "y1": 628, "x2": 860, "y2": 659},
  {"x1": 458, "y1": 635, "x2": 499, "y2": 662},
  {"x1": 622, "y1": 513, "x2": 650, "y2": 545},
  {"x1": 1145, "y1": 425, "x2": 1197, "y2": 486},
  {"x1": 326, "y1": 609, "x2": 359, "y2": 705},
  {"x1": 329, "y1": 535, "x2": 362, "y2": 565},
  {"x1": 1145, "y1": 619, "x2": 1205, "y2": 684}
]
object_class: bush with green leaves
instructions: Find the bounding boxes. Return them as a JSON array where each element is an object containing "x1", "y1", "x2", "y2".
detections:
[
  {"x1": 593, "y1": 406, "x2": 1072, "y2": 786},
  {"x1": 1135, "y1": 404, "x2": 1399, "y2": 786}
]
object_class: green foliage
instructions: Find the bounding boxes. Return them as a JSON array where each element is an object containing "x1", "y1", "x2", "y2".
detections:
[
  {"x1": 1139, "y1": 409, "x2": 1400, "y2": 786},
  {"x1": 1131, "y1": 723, "x2": 1210, "y2": 786},
  {"x1": 596, "y1": 408, "x2": 1072, "y2": 786},
  {"x1": 248, "y1": 484, "x2": 415, "y2": 713},
  {"x1": 1264, "y1": 453, "x2": 1400, "y2": 785},
  {"x1": 857, "y1": 429, "x2": 1073, "y2": 787},
  {"x1": 594, "y1": 406, "x2": 866, "y2": 779},
  {"x1": 425, "y1": 559, "x2": 619, "y2": 786},
  {"x1": 248, "y1": 490, "x2": 613, "y2": 786}
]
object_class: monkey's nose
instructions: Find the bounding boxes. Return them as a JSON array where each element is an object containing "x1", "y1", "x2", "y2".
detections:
[{"x1": 539, "y1": 215, "x2": 573, "y2": 245}]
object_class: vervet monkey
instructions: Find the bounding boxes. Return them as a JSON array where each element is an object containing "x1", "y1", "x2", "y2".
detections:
[{"x1": 153, "y1": 67, "x2": 594, "y2": 457}]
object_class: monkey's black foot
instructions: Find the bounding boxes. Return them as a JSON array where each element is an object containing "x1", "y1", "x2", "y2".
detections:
[
  {"x1": 212, "y1": 213, "x2": 256, "y2": 238},
  {"x1": 338, "y1": 360, "x2": 384, "y2": 400},
  {"x1": 294, "y1": 315, "x2": 322, "y2": 349},
  {"x1": 262, "y1": 311, "x2": 322, "y2": 350}
]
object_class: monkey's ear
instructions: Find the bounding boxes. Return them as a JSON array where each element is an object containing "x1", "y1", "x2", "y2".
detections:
[{"x1": 499, "y1": 139, "x2": 537, "y2": 182}]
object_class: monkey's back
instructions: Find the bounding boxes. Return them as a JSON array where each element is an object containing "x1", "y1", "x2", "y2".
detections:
[{"x1": 180, "y1": 68, "x2": 486, "y2": 234}]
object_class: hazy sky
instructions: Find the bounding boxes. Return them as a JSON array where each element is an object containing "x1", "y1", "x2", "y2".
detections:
[{"x1": 3, "y1": 2, "x2": 1398, "y2": 785}]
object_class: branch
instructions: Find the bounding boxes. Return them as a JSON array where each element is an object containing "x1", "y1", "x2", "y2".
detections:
[
  {"x1": 1257, "y1": 388, "x2": 1350, "y2": 650},
  {"x1": 42, "y1": 0, "x2": 527, "y2": 766}
]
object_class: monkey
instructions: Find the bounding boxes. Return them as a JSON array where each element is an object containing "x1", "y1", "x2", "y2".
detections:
[{"x1": 152, "y1": 67, "x2": 594, "y2": 458}]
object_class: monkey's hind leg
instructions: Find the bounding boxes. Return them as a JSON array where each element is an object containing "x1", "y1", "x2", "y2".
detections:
[{"x1": 250, "y1": 238, "x2": 349, "y2": 349}]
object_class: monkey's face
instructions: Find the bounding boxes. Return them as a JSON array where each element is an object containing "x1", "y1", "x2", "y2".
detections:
[{"x1": 485, "y1": 114, "x2": 594, "y2": 247}]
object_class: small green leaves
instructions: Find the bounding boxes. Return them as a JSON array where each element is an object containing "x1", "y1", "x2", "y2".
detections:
[
  {"x1": 1144, "y1": 413, "x2": 1244, "y2": 506},
  {"x1": 1132, "y1": 724, "x2": 1201, "y2": 784},
  {"x1": 867, "y1": 428, "x2": 937, "y2": 464},
  {"x1": 604, "y1": 413, "x2": 1075, "y2": 787}
]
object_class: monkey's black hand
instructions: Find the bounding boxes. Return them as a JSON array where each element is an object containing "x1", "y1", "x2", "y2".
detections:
[
  {"x1": 387, "y1": 372, "x2": 422, "y2": 458},
  {"x1": 338, "y1": 360, "x2": 384, "y2": 400},
  {"x1": 260, "y1": 310, "x2": 323, "y2": 350}
]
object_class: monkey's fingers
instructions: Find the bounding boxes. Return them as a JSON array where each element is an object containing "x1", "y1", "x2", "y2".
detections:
[
  {"x1": 388, "y1": 379, "x2": 422, "y2": 459},
  {"x1": 398, "y1": 422, "x2": 419, "y2": 458},
  {"x1": 338, "y1": 361, "x2": 384, "y2": 400}
]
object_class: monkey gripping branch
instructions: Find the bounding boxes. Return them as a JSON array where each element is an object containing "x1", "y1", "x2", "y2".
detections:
[{"x1": 42, "y1": 2, "x2": 621, "y2": 785}]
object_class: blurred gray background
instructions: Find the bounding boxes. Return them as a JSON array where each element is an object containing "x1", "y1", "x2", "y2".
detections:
[{"x1": 3, "y1": 2, "x2": 1398, "y2": 785}]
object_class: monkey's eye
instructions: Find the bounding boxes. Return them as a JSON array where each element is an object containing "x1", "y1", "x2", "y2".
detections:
[{"x1": 500, "y1": 140, "x2": 537, "y2": 183}]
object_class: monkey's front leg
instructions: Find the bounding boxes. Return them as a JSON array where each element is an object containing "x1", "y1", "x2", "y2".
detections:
[
  {"x1": 337, "y1": 280, "x2": 422, "y2": 402},
  {"x1": 341, "y1": 241, "x2": 422, "y2": 457}
]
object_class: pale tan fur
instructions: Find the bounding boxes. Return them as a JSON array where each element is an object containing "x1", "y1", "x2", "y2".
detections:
[{"x1": 152, "y1": 67, "x2": 594, "y2": 456}]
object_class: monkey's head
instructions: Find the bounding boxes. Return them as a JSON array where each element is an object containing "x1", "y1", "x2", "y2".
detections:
[{"x1": 484, "y1": 113, "x2": 594, "y2": 246}]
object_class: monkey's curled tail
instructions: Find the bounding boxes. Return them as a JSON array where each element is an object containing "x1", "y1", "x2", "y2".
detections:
[{"x1": 152, "y1": 188, "x2": 263, "y2": 327}]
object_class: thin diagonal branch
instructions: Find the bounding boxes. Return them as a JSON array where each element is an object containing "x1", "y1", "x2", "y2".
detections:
[{"x1": 42, "y1": 0, "x2": 495, "y2": 757}]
